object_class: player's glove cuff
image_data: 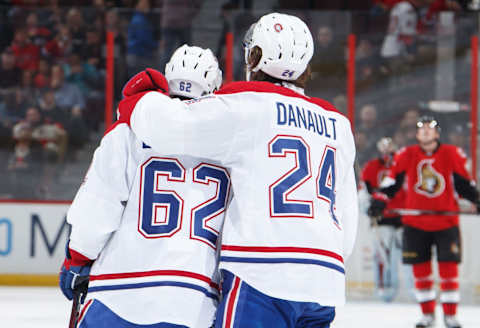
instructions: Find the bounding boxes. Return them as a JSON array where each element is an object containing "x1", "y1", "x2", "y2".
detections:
[{"x1": 59, "y1": 243, "x2": 93, "y2": 301}]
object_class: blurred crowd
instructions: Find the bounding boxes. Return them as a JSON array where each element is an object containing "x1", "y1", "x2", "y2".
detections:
[
  {"x1": 0, "y1": 1, "x2": 127, "y2": 199},
  {"x1": 300, "y1": 0, "x2": 475, "y2": 176},
  {"x1": 0, "y1": 0, "x2": 478, "y2": 199}
]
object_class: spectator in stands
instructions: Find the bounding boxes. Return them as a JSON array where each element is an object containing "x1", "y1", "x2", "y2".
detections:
[
  {"x1": 66, "y1": 7, "x2": 87, "y2": 54},
  {"x1": 127, "y1": 0, "x2": 157, "y2": 77},
  {"x1": 10, "y1": 105, "x2": 68, "y2": 198},
  {"x1": 10, "y1": 28, "x2": 40, "y2": 71},
  {"x1": 0, "y1": 10, "x2": 14, "y2": 53},
  {"x1": 25, "y1": 11, "x2": 51, "y2": 47},
  {"x1": 63, "y1": 52, "x2": 103, "y2": 131},
  {"x1": 33, "y1": 56, "x2": 51, "y2": 89},
  {"x1": 20, "y1": 68, "x2": 40, "y2": 106},
  {"x1": 333, "y1": 93, "x2": 348, "y2": 115},
  {"x1": 357, "y1": 104, "x2": 384, "y2": 155},
  {"x1": 380, "y1": 0, "x2": 460, "y2": 75},
  {"x1": 81, "y1": 27, "x2": 104, "y2": 70},
  {"x1": 43, "y1": 23, "x2": 73, "y2": 61},
  {"x1": 3, "y1": 87, "x2": 35, "y2": 124},
  {"x1": 398, "y1": 107, "x2": 420, "y2": 145},
  {"x1": 38, "y1": 88, "x2": 68, "y2": 126},
  {"x1": 358, "y1": 103, "x2": 381, "y2": 131},
  {"x1": 50, "y1": 64, "x2": 86, "y2": 111},
  {"x1": 400, "y1": 107, "x2": 420, "y2": 129},
  {"x1": 356, "y1": 38, "x2": 383, "y2": 93},
  {"x1": 84, "y1": 0, "x2": 107, "y2": 26},
  {"x1": 64, "y1": 104, "x2": 89, "y2": 161},
  {"x1": 308, "y1": 25, "x2": 345, "y2": 100},
  {"x1": 380, "y1": 0, "x2": 427, "y2": 77},
  {"x1": 158, "y1": 0, "x2": 204, "y2": 71},
  {"x1": 24, "y1": 106, "x2": 43, "y2": 133},
  {"x1": 8, "y1": 119, "x2": 43, "y2": 199},
  {"x1": 0, "y1": 47, "x2": 21, "y2": 94},
  {"x1": 392, "y1": 127, "x2": 408, "y2": 148},
  {"x1": 32, "y1": 113, "x2": 68, "y2": 164},
  {"x1": 62, "y1": 53, "x2": 102, "y2": 96},
  {"x1": 354, "y1": 128, "x2": 371, "y2": 171}
]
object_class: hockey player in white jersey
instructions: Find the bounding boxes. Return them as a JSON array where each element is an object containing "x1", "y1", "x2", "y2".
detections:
[
  {"x1": 117, "y1": 13, "x2": 358, "y2": 328},
  {"x1": 59, "y1": 45, "x2": 226, "y2": 328}
]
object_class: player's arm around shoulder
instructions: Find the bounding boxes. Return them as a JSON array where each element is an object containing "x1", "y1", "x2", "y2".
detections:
[
  {"x1": 131, "y1": 91, "x2": 236, "y2": 163},
  {"x1": 118, "y1": 68, "x2": 236, "y2": 162},
  {"x1": 67, "y1": 123, "x2": 133, "y2": 259}
]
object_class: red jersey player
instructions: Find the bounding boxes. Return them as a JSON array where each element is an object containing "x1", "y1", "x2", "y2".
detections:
[
  {"x1": 362, "y1": 137, "x2": 405, "y2": 228},
  {"x1": 362, "y1": 137, "x2": 407, "y2": 302},
  {"x1": 368, "y1": 116, "x2": 480, "y2": 328}
]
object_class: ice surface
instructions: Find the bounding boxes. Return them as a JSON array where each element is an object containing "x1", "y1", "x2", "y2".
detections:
[{"x1": 0, "y1": 286, "x2": 479, "y2": 327}]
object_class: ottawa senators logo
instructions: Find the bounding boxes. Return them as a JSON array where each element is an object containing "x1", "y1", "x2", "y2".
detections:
[
  {"x1": 414, "y1": 159, "x2": 445, "y2": 197},
  {"x1": 377, "y1": 169, "x2": 388, "y2": 186}
]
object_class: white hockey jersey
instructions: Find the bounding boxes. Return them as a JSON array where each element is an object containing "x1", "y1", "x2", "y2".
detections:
[
  {"x1": 381, "y1": 1, "x2": 417, "y2": 58},
  {"x1": 67, "y1": 123, "x2": 231, "y2": 327},
  {"x1": 128, "y1": 81, "x2": 359, "y2": 306}
]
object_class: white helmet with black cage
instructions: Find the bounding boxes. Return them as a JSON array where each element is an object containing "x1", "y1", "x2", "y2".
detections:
[
  {"x1": 243, "y1": 12, "x2": 314, "y2": 81},
  {"x1": 165, "y1": 44, "x2": 222, "y2": 99}
]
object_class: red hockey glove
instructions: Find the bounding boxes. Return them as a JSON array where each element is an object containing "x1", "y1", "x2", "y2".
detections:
[
  {"x1": 122, "y1": 68, "x2": 168, "y2": 97},
  {"x1": 367, "y1": 192, "x2": 388, "y2": 219},
  {"x1": 118, "y1": 68, "x2": 169, "y2": 125}
]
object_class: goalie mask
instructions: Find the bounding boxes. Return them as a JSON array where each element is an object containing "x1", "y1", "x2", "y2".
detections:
[
  {"x1": 243, "y1": 13, "x2": 314, "y2": 81},
  {"x1": 165, "y1": 44, "x2": 222, "y2": 99}
]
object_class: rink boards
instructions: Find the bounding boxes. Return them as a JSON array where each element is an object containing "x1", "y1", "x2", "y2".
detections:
[
  {"x1": 0, "y1": 201, "x2": 70, "y2": 286},
  {"x1": 0, "y1": 200, "x2": 479, "y2": 305},
  {"x1": 347, "y1": 210, "x2": 480, "y2": 304}
]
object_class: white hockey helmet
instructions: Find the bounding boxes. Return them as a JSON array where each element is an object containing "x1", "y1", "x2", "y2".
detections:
[
  {"x1": 376, "y1": 137, "x2": 396, "y2": 155},
  {"x1": 165, "y1": 44, "x2": 222, "y2": 99},
  {"x1": 243, "y1": 12, "x2": 314, "y2": 81}
]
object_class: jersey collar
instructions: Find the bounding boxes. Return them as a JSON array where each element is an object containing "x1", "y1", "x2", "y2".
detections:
[{"x1": 216, "y1": 81, "x2": 343, "y2": 116}]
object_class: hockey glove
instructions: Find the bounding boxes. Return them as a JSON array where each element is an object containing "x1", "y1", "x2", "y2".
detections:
[
  {"x1": 367, "y1": 192, "x2": 388, "y2": 219},
  {"x1": 117, "y1": 68, "x2": 169, "y2": 125},
  {"x1": 59, "y1": 242, "x2": 93, "y2": 302}
]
